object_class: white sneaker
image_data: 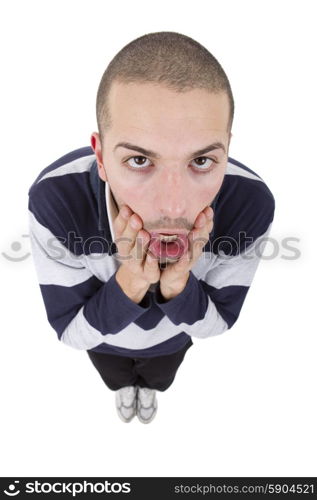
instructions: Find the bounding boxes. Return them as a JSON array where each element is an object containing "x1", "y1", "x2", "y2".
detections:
[
  {"x1": 115, "y1": 386, "x2": 137, "y2": 423},
  {"x1": 136, "y1": 387, "x2": 158, "y2": 424}
]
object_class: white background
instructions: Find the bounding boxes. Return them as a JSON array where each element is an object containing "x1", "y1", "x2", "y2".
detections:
[{"x1": 1, "y1": 0, "x2": 316, "y2": 477}]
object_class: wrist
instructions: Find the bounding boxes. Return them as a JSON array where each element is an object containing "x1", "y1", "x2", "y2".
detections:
[
  {"x1": 115, "y1": 266, "x2": 149, "y2": 304},
  {"x1": 160, "y1": 271, "x2": 190, "y2": 300}
]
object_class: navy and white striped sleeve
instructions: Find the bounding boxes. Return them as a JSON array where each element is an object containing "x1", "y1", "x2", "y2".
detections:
[
  {"x1": 28, "y1": 196, "x2": 152, "y2": 351},
  {"x1": 153, "y1": 203, "x2": 275, "y2": 339}
]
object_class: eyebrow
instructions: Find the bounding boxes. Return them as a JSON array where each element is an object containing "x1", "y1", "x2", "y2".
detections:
[{"x1": 113, "y1": 141, "x2": 226, "y2": 158}]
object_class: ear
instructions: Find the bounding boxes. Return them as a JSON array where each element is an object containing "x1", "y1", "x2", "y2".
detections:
[{"x1": 90, "y1": 132, "x2": 108, "y2": 182}]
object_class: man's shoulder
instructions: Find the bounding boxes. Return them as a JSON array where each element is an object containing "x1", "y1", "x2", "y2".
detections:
[
  {"x1": 28, "y1": 146, "x2": 95, "y2": 195},
  {"x1": 224, "y1": 156, "x2": 275, "y2": 206},
  {"x1": 28, "y1": 146, "x2": 99, "y2": 243},
  {"x1": 211, "y1": 156, "x2": 275, "y2": 255}
]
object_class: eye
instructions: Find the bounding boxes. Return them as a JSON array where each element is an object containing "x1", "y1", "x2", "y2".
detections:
[
  {"x1": 124, "y1": 155, "x2": 218, "y2": 173},
  {"x1": 190, "y1": 156, "x2": 217, "y2": 172},
  {"x1": 125, "y1": 156, "x2": 152, "y2": 170}
]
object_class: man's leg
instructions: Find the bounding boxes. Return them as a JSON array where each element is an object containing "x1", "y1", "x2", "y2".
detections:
[
  {"x1": 134, "y1": 338, "x2": 193, "y2": 391},
  {"x1": 87, "y1": 350, "x2": 138, "y2": 422},
  {"x1": 87, "y1": 350, "x2": 137, "y2": 390},
  {"x1": 86, "y1": 339, "x2": 193, "y2": 423},
  {"x1": 133, "y1": 339, "x2": 193, "y2": 424}
]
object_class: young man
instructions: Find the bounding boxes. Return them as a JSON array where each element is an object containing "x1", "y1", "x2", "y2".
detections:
[{"x1": 28, "y1": 31, "x2": 275, "y2": 424}]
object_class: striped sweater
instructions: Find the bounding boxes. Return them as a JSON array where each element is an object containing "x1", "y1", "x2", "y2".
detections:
[{"x1": 28, "y1": 146, "x2": 275, "y2": 357}]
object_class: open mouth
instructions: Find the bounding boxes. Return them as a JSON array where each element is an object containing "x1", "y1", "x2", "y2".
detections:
[{"x1": 148, "y1": 232, "x2": 189, "y2": 260}]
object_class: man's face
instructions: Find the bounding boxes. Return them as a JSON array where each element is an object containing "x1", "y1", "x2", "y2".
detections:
[{"x1": 91, "y1": 81, "x2": 231, "y2": 248}]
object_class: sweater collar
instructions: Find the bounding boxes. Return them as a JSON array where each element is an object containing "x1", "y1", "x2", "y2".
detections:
[{"x1": 89, "y1": 160, "x2": 115, "y2": 244}]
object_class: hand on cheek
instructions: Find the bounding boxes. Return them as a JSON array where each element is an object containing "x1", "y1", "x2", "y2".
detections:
[
  {"x1": 189, "y1": 205, "x2": 214, "y2": 250},
  {"x1": 159, "y1": 206, "x2": 214, "y2": 299}
]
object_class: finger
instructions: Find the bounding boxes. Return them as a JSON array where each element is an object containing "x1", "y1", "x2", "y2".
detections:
[
  {"x1": 195, "y1": 210, "x2": 214, "y2": 241},
  {"x1": 204, "y1": 206, "x2": 214, "y2": 220},
  {"x1": 170, "y1": 251, "x2": 191, "y2": 275},
  {"x1": 194, "y1": 211, "x2": 206, "y2": 228},
  {"x1": 194, "y1": 206, "x2": 214, "y2": 229},
  {"x1": 136, "y1": 235, "x2": 160, "y2": 282},
  {"x1": 204, "y1": 207, "x2": 214, "y2": 234},
  {"x1": 188, "y1": 228, "x2": 209, "y2": 264},
  {"x1": 144, "y1": 248, "x2": 160, "y2": 273},
  {"x1": 113, "y1": 205, "x2": 132, "y2": 238},
  {"x1": 130, "y1": 229, "x2": 150, "y2": 264},
  {"x1": 117, "y1": 213, "x2": 143, "y2": 257}
]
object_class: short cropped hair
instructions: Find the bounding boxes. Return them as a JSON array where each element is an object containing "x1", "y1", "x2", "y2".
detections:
[{"x1": 96, "y1": 31, "x2": 234, "y2": 143}]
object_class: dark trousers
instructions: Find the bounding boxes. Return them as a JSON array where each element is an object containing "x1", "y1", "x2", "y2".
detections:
[{"x1": 87, "y1": 339, "x2": 193, "y2": 391}]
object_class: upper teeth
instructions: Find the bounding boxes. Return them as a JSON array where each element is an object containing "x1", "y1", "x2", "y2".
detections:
[{"x1": 159, "y1": 234, "x2": 178, "y2": 242}]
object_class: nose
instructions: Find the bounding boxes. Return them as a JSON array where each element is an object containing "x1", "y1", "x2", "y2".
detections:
[{"x1": 154, "y1": 169, "x2": 187, "y2": 218}]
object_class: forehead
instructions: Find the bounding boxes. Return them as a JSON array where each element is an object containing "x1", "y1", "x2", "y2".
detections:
[{"x1": 107, "y1": 81, "x2": 230, "y2": 136}]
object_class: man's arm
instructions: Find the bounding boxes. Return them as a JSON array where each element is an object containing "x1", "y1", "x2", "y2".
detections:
[
  {"x1": 153, "y1": 221, "x2": 274, "y2": 339},
  {"x1": 28, "y1": 198, "x2": 152, "y2": 351}
]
